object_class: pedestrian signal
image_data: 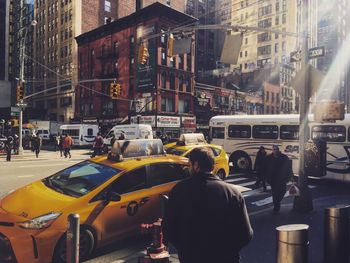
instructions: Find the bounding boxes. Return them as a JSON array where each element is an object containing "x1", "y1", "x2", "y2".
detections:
[
  {"x1": 109, "y1": 82, "x2": 121, "y2": 99},
  {"x1": 16, "y1": 86, "x2": 24, "y2": 102},
  {"x1": 167, "y1": 33, "x2": 174, "y2": 57},
  {"x1": 138, "y1": 43, "x2": 149, "y2": 65}
]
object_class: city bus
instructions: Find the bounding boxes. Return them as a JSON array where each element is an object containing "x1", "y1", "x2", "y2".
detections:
[{"x1": 209, "y1": 114, "x2": 350, "y2": 181}]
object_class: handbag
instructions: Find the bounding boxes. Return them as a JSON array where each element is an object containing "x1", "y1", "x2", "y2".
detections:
[{"x1": 288, "y1": 183, "x2": 300, "y2": 196}]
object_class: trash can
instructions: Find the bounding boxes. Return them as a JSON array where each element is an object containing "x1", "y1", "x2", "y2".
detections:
[
  {"x1": 276, "y1": 224, "x2": 309, "y2": 263},
  {"x1": 324, "y1": 205, "x2": 350, "y2": 263}
]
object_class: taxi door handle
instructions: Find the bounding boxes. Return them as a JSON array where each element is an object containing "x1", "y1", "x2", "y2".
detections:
[{"x1": 140, "y1": 197, "x2": 150, "y2": 205}]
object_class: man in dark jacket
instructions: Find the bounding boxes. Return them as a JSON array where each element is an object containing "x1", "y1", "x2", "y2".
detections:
[
  {"x1": 266, "y1": 145, "x2": 293, "y2": 213},
  {"x1": 163, "y1": 147, "x2": 253, "y2": 263}
]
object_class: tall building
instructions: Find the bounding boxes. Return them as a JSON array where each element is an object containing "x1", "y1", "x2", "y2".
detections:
[
  {"x1": 76, "y1": 3, "x2": 196, "y2": 137},
  {"x1": 186, "y1": 0, "x2": 218, "y2": 85},
  {"x1": 0, "y1": 0, "x2": 11, "y2": 120},
  {"x1": 12, "y1": 0, "x2": 35, "y2": 105},
  {"x1": 30, "y1": 0, "x2": 124, "y2": 122},
  {"x1": 233, "y1": 0, "x2": 298, "y2": 73},
  {"x1": 117, "y1": 0, "x2": 185, "y2": 17},
  {"x1": 316, "y1": 0, "x2": 349, "y2": 104}
]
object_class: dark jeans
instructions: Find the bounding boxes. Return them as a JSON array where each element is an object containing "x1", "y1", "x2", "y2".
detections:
[
  {"x1": 6, "y1": 149, "x2": 11, "y2": 161},
  {"x1": 91, "y1": 147, "x2": 102, "y2": 158},
  {"x1": 271, "y1": 183, "x2": 287, "y2": 211},
  {"x1": 34, "y1": 148, "x2": 40, "y2": 158},
  {"x1": 255, "y1": 171, "x2": 266, "y2": 190},
  {"x1": 64, "y1": 148, "x2": 71, "y2": 158}
]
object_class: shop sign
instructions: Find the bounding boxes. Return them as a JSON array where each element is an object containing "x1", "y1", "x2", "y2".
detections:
[
  {"x1": 98, "y1": 118, "x2": 123, "y2": 125},
  {"x1": 157, "y1": 115, "x2": 180, "y2": 128},
  {"x1": 130, "y1": 115, "x2": 156, "y2": 127},
  {"x1": 83, "y1": 118, "x2": 98, "y2": 124},
  {"x1": 181, "y1": 116, "x2": 196, "y2": 129}
]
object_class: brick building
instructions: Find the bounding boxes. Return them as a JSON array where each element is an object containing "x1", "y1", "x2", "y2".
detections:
[{"x1": 75, "y1": 3, "x2": 196, "y2": 137}]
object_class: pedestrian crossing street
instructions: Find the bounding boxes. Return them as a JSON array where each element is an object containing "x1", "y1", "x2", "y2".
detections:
[{"x1": 224, "y1": 173, "x2": 317, "y2": 206}]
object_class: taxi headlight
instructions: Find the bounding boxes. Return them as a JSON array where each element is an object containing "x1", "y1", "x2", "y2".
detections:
[{"x1": 18, "y1": 212, "x2": 62, "y2": 229}]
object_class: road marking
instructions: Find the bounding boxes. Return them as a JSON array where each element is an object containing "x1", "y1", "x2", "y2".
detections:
[
  {"x1": 225, "y1": 177, "x2": 249, "y2": 183},
  {"x1": 18, "y1": 175, "x2": 35, "y2": 178},
  {"x1": 19, "y1": 163, "x2": 69, "y2": 168}
]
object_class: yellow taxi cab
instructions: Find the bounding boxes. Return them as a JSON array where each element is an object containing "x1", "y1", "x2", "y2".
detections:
[
  {"x1": 164, "y1": 133, "x2": 229, "y2": 179},
  {"x1": 0, "y1": 139, "x2": 190, "y2": 263}
]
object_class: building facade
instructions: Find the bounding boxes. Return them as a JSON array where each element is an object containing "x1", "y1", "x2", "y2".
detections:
[
  {"x1": 75, "y1": 3, "x2": 196, "y2": 138},
  {"x1": 232, "y1": 0, "x2": 298, "y2": 72},
  {"x1": 30, "y1": 0, "x2": 124, "y2": 122},
  {"x1": 0, "y1": 0, "x2": 11, "y2": 120}
]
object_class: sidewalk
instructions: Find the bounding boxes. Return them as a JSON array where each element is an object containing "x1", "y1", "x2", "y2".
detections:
[
  {"x1": 0, "y1": 148, "x2": 90, "y2": 161},
  {"x1": 87, "y1": 194, "x2": 350, "y2": 263}
]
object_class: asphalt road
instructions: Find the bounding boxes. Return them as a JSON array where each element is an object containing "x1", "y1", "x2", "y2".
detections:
[
  {"x1": 1, "y1": 150, "x2": 350, "y2": 263},
  {"x1": 0, "y1": 149, "x2": 90, "y2": 198}
]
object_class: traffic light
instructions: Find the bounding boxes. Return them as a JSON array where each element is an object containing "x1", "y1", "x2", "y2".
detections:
[
  {"x1": 109, "y1": 82, "x2": 121, "y2": 99},
  {"x1": 167, "y1": 33, "x2": 174, "y2": 57},
  {"x1": 16, "y1": 85, "x2": 24, "y2": 102},
  {"x1": 138, "y1": 43, "x2": 149, "y2": 65}
]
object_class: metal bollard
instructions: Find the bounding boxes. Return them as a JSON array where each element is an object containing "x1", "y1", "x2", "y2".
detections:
[
  {"x1": 66, "y1": 213, "x2": 80, "y2": 263},
  {"x1": 160, "y1": 194, "x2": 168, "y2": 218},
  {"x1": 276, "y1": 224, "x2": 309, "y2": 263},
  {"x1": 324, "y1": 205, "x2": 350, "y2": 263}
]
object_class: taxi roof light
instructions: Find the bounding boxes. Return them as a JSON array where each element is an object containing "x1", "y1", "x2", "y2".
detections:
[
  {"x1": 108, "y1": 139, "x2": 165, "y2": 162},
  {"x1": 176, "y1": 133, "x2": 207, "y2": 146}
]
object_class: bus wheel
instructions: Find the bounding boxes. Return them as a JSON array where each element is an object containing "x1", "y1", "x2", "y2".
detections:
[{"x1": 230, "y1": 152, "x2": 252, "y2": 173}]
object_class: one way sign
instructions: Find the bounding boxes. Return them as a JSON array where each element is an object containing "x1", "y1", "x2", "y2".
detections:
[{"x1": 290, "y1": 50, "x2": 302, "y2": 62}]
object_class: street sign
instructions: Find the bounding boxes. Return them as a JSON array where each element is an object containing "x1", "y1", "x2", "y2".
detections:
[
  {"x1": 309, "y1": 46, "x2": 325, "y2": 59},
  {"x1": 290, "y1": 50, "x2": 302, "y2": 62}
]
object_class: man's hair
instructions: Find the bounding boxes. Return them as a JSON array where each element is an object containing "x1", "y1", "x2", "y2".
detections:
[{"x1": 189, "y1": 147, "x2": 215, "y2": 172}]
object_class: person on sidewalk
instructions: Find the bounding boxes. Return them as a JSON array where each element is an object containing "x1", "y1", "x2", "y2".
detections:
[
  {"x1": 13, "y1": 134, "x2": 19, "y2": 154},
  {"x1": 91, "y1": 132, "x2": 104, "y2": 157},
  {"x1": 254, "y1": 146, "x2": 267, "y2": 191},
  {"x1": 163, "y1": 147, "x2": 253, "y2": 263},
  {"x1": 58, "y1": 134, "x2": 64, "y2": 157},
  {"x1": 5, "y1": 136, "x2": 13, "y2": 161},
  {"x1": 266, "y1": 145, "x2": 293, "y2": 213},
  {"x1": 63, "y1": 134, "x2": 72, "y2": 158},
  {"x1": 31, "y1": 135, "x2": 42, "y2": 158}
]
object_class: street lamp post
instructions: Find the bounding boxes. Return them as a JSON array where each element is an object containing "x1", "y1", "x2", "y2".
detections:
[{"x1": 17, "y1": 20, "x2": 37, "y2": 155}]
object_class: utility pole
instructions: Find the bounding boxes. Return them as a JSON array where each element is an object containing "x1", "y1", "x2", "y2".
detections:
[{"x1": 293, "y1": 0, "x2": 313, "y2": 212}]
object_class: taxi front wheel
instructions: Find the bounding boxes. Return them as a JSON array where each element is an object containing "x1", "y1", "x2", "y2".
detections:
[{"x1": 53, "y1": 227, "x2": 95, "y2": 263}]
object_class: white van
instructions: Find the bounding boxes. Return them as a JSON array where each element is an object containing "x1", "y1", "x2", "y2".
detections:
[
  {"x1": 60, "y1": 124, "x2": 99, "y2": 146},
  {"x1": 104, "y1": 124, "x2": 153, "y2": 145}
]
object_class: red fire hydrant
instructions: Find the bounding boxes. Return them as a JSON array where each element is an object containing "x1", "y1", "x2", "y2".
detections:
[{"x1": 138, "y1": 218, "x2": 170, "y2": 263}]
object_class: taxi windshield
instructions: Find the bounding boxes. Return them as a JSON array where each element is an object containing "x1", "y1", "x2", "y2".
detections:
[
  {"x1": 43, "y1": 161, "x2": 120, "y2": 197},
  {"x1": 165, "y1": 147, "x2": 186, "y2": 156}
]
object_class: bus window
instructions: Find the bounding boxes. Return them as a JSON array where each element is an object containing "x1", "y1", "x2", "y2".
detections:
[
  {"x1": 252, "y1": 125, "x2": 278, "y2": 139},
  {"x1": 280, "y1": 125, "x2": 299, "y2": 140},
  {"x1": 228, "y1": 125, "x2": 251, "y2": 138},
  {"x1": 87, "y1": 128, "x2": 93, "y2": 136},
  {"x1": 211, "y1": 127, "x2": 225, "y2": 139},
  {"x1": 312, "y1": 125, "x2": 345, "y2": 142}
]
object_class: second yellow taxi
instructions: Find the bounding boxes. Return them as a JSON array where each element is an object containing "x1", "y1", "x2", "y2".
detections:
[{"x1": 164, "y1": 133, "x2": 229, "y2": 179}]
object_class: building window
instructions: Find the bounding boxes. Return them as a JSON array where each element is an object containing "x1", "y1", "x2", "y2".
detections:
[
  {"x1": 282, "y1": 13, "x2": 286, "y2": 24},
  {"x1": 245, "y1": 50, "x2": 248, "y2": 57},
  {"x1": 161, "y1": 71, "x2": 166, "y2": 89},
  {"x1": 265, "y1": 91, "x2": 269, "y2": 102},
  {"x1": 275, "y1": 43, "x2": 279, "y2": 53},
  {"x1": 275, "y1": 16, "x2": 279, "y2": 25},
  {"x1": 161, "y1": 49, "x2": 166, "y2": 65},
  {"x1": 178, "y1": 55, "x2": 184, "y2": 69},
  {"x1": 185, "y1": 78, "x2": 191, "y2": 92},
  {"x1": 113, "y1": 41, "x2": 119, "y2": 56},
  {"x1": 104, "y1": 0, "x2": 111, "y2": 12},
  {"x1": 161, "y1": 97, "x2": 174, "y2": 112},
  {"x1": 258, "y1": 18, "x2": 272, "y2": 28},
  {"x1": 257, "y1": 32, "x2": 271, "y2": 43},
  {"x1": 170, "y1": 73, "x2": 175, "y2": 89},
  {"x1": 186, "y1": 53, "x2": 191, "y2": 71},
  {"x1": 257, "y1": 45, "x2": 271, "y2": 55},
  {"x1": 179, "y1": 99, "x2": 189, "y2": 113},
  {"x1": 178, "y1": 75, "x2": 183, "y2": 91}
]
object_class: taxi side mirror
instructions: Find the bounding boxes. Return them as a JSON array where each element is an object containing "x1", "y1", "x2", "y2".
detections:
[{"x1": 106, "y1": 191, "x2": 121, "y2": 202}]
